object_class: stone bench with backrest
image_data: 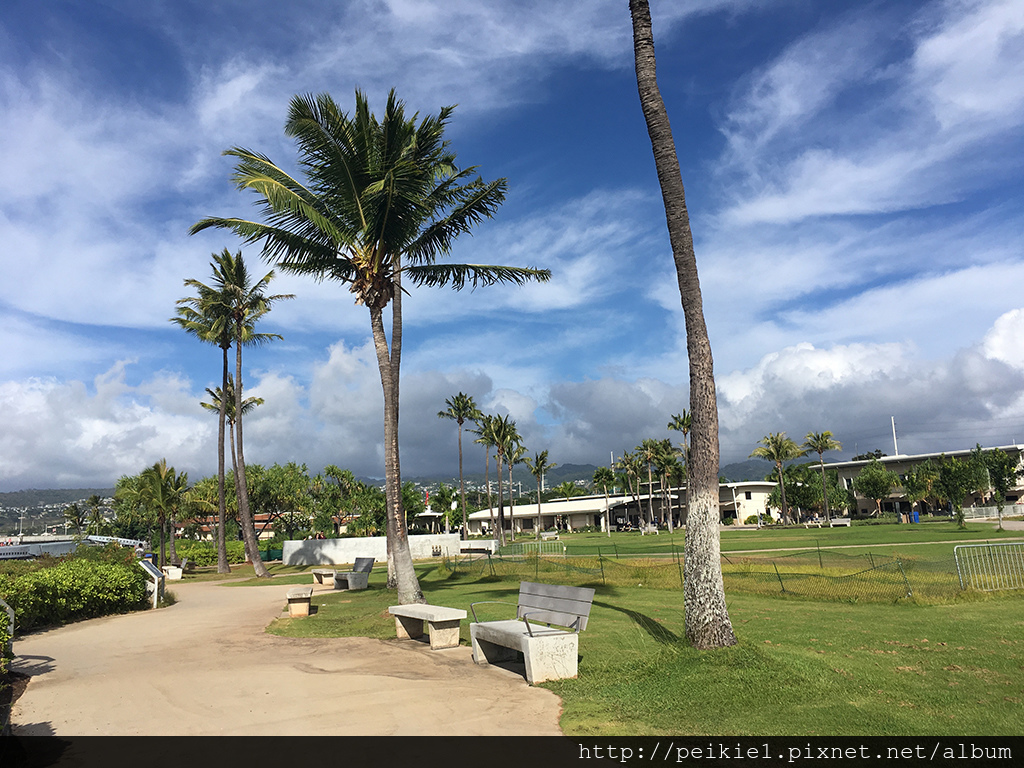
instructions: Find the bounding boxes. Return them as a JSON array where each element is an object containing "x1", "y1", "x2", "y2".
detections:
[
  {"x1": 286, "y1": 586, "x2": 314, "y2": 618},
  {"x1": 469, "y1": 581, "x2": 595, "y2": 685},
  {"x1": 333, "y1": 557, "x2": 375, "y2": 591},
  {"x1": 388, "y1": 604, "x2": 468, "y2": 649}
]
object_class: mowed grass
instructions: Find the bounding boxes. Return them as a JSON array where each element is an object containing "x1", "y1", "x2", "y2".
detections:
[{"x1": 263, "y1": 563, "x2": 1024, "y2": 736}]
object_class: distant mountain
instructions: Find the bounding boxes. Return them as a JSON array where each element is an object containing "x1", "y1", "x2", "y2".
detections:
[
  {"x1": 0, "y1": 488, "x2": 116, "y2": 507},
  {"x1": 719, "y1": 459, "x2": 774, "y2": 482}
]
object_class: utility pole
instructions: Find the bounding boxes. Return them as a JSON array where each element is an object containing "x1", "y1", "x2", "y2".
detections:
[{"x1": 891, "y1": 416, "x2": 899, "y2": 456}]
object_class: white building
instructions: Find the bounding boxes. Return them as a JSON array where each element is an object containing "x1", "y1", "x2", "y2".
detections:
[{"x1": 466, "y1": 480, "x2": 778, "y2": 535}]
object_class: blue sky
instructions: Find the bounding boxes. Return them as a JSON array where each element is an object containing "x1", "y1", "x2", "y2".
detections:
[{"x1": 2, "y1": 0, "x2": 1024, "y2": 491}]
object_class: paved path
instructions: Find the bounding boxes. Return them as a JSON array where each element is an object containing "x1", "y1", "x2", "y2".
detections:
[{"x1": 10, "y1": 579, "x2": 563, "y2": 736}]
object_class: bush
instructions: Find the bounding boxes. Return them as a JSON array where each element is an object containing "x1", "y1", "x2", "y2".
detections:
[
  {"x1": 174, "y1": 540, "x2": 246, "y2": 566},
  {"x1": 0, "y1": 550, "x2": 148, "y2": 633},
  {"x1": 722, "y1": 517, "x2": 735, "y2": 526},
  {"x1": 744, "y1": 515, "x2": 760, "y2": 525}
]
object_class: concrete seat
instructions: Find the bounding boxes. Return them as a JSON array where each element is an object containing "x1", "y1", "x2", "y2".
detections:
[
  {"x1": 286, "y1": 586, "x2": 314, "y2": 618},
  {"x1": 389, "y1": 604, "x2": 467, "y2": 649}
]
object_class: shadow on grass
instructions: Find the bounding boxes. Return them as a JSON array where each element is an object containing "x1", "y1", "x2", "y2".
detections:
[{"x1": 593, "y1": 600, "x2": 682, "y2": 645}]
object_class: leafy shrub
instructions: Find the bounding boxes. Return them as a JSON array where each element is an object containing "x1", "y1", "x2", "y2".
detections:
[
  {"x1": 0, "y1": 547, "x2": 148, "y2": 633},
  {"x1": 744, "y1": 515, "x2": 760, "y2": 525},
  {"x1": 174, "y1": 540, "x2": 246, "y2": 566},
  {"x1": 722, "y1": 517, "x2": 735, "y2": 526}
]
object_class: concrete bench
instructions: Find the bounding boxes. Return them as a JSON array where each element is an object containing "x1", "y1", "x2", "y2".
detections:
[
  {"x1": 286, "y1": 586, "x2": 314, "y2": 618},
  {"x1": 389, "y1": 604, "x2": 467, "y2": 650},
  {"x1": 803, "y1": 521, "x2": 822, "y2": 528},
  {"x1": 830, "y1": 518, "x2": 851, "y2": 527},
  {"x1": 539, "y1": 531, "x2": 559, "y2": 541},
  {"x1": 333, "y1": 557, "x2": 375, "y2": 591},
  {"x1": 311, "y1": 568, "x2": 337, "y2": 587},
  {"x1": 470, "y1": 581, "x2": 595, "y2": 685}
]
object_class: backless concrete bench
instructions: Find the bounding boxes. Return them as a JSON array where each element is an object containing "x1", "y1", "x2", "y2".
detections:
[
  {"x1": 311, "y1": 568, "x2": 336, "y2": 586},
  {"x1": 830, "y1": 518, "x2": 852, "y2": 527},
  {"x1": 389, "y1": 604, "x2": 467, "y2": 649},
  {"x1": 470, "y1": 581, "x2": 595, "y2": 684},
  {"x1": 333, "y1": 557, "x2": 375, "y2": 591},
  {"x1": 287, "y1": 586, "x2": 314, "y2": 618}
]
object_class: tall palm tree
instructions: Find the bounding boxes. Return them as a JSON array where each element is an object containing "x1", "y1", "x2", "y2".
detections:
[
  {"x1": 653, "y1": 439, "x2": 681, "y2": 532},
  {"x1": 630, "y1": 0, "x2": 735, "y2": 648},
  {"x1": 750, "y1": 433, "x2": 807, "y2": 525},
  {"x1": 192, "y1": 90, "x2": 549, "y2": 602},
  {"x1": 471, "y1": 415, "x2": 499, "y2": 538},
  {"x1": 437, "y1": 392, "x2": 482, "y2": 540},
  {"x1": 593, "y1": 466, "x2": 615, "y2": 537},
  {"x1": 803, "y1": 431, "x2": 843, "y2": 522},
  {"x1": 525, "y1": 450, "x2": 557, "y2": 540},
  {"x1": 637, "y1": 438, "x2": 662, "y2": 528},
  {"x1": 668, "y1": 410, "x2": 692, "y2": 520},
  {"x1": 489, "y1": 415, "x2": 520, "y2": 546}
]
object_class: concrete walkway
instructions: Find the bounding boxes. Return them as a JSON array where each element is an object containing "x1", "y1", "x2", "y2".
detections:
[{"x1": 10, "y1": 579, "x2": 563, "y2": 736}]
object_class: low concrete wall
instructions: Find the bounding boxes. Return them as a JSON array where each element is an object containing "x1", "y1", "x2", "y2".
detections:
[{"x1": 282, "y1": 534, "x2": 461, "y2": 566}]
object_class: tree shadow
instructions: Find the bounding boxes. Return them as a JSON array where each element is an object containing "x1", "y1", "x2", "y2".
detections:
[{"x1": 593, "y1": 600, "x2": 682, "y2": 645}]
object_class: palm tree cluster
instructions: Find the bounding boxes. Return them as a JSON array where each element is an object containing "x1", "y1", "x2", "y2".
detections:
[
  {"x1": 192, "y1": 90, "x2": 550, "y2": 603},
  {"x1": 172, "y1": 249, "x2": 292, "y2": 576},
  {"x1": 750, "y1": 430, "x2": 843, "y2": 525}
]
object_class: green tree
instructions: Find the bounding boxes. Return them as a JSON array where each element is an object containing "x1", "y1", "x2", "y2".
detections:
[
  {"x1": 524, "y1": 450, "x2": 557, "y2": 540},
  {"x1": 64, "y1": 503, "x2": 85, "y2": 536},
  {"x1": 803, "y1": 431, "x2": 843, "y2": 521},
  {"x1": 174, "y1": 250, "x2": 291, "y2": 574},
  {"x1": 852, "y1": 458, "x2": 899, "y2": 516},
  {"x1": 139, "y1": 460, "x2": 187, "y2": 568},
  {"x1": 750, "y1": 433, "x2": 807, "y2": 525},
  {"x1": 470, "y1": 415, "x2": 499, "y2": 538},
  {"x1": 936, "y1": 454, "x2": 986, "y2": 528},
  {"x1": 631, "y1": 0, "x2": 735, "y2": 648},
  {"x1": 192, "y1": 90, "x2": 549, "y2": 603},
  {"x1": 438, "y1": 393, "x2": 482, "y2": 540},
  {"x1": 983, "y1": 447, "x2": 1023, "y2": 531},
  {"x1": 901, "y1": 460, "x2": 937, "y2": 519}
]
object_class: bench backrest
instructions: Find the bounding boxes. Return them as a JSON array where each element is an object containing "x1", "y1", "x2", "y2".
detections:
[
  {"x1": 353, "y1": 557, "x2": 375, "y2": 573},
  {"x1": 517, "y1": 581, "x2": 595, "y2": 632}
]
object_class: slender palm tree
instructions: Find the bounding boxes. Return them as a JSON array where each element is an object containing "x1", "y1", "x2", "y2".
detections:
[
  {"x1": 803, "y1": 431, "x2": 843, "y2": 521},
  {"x1": 637, "y1": 438, "x2": 662, "y2": 528},
  {"x1": 192, "y1": 90, "x2": 550, "y2": 602},
  {"x1": 525, "y1": 450, "x2": 557, "y2": 539},
  {"x1": 750, "y1": 433, "x2": 807, "y2": 525},
  {"x1": 668, "y1": 410, "x2": 692, "y2": 521},
  {"x1": 653, "y1": 439, "x2": 681, "y2": 532},
  {"x1": 438, "y1": 392, "x2": 482, "y2": 540},
  {"x1": 471, "y1": 415, "x2": 499, "y2": 538},
  {"x1": 489, "y1": 415, "x2": 520, "y2": 546},
  {"x1": 593, "y1": 466, "x2": 615, "y2": 537},
  {"x1": 202, "y1": 376, "x2": 264, "y2": 489},
  {"x1": 630, "y1": 0, "x2": 735, "y2": 648}
]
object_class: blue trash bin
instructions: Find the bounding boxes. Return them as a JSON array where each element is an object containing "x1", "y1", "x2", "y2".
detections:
[{"x1": 911, "y1": 510, "x2": 920, "y2": 523}]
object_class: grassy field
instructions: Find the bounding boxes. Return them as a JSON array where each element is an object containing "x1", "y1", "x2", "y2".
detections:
[{"x1": 187, "y1": 524, "x2": 1023, "y2": 735}]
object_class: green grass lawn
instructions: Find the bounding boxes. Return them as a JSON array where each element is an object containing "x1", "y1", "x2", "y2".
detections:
[{"x1": 260, "y1": 562, "x2": 1023, "y2": 736}]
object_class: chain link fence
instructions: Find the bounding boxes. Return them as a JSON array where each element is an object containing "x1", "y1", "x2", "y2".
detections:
[{"x1": 443, "y1": 543, "x2": 980, "y2": 603}]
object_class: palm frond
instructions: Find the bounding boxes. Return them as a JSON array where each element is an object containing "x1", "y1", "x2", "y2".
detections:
[{"x1": 404, "y1": 263, "x2": 551, "y2": 291}]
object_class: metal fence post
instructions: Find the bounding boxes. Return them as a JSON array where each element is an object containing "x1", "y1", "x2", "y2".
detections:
[
  {"x1": 774, "y1": 562, "x2": 786, "y2": 593},
  {"x1": 896, "y1": 560, "x2": 913, "y2": 598}
]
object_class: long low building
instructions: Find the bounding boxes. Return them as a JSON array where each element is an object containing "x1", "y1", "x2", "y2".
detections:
[{"x1": 466, "y1": 481, "x2": 777, "y2": 535}]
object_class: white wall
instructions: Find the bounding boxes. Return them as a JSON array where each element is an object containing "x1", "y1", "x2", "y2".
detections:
[{"x1": 282, "y1": 534, "x2": 461, "y2": 566}]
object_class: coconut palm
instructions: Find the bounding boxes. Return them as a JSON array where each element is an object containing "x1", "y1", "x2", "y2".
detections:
[
  {"x1": 191, "y1": 90, "x2": 549, "y2": 602},
  {"x1": 140, "y1": 460, "x2": 187, "y2": 569},
  {"x1": 630, "y1": 0, "x2": 735, "y2": 647},
  {"x1": 524, "y1": 450, "x2": 556, "y2": 540},
  {"x1": 438, "y1": 392, "x2": 482, "y2": 540},
  {"x1": 750, "y1": 433, "x2": 807, "y2": 525},
  {"x1": 593, "y1": 466, "x2": 615, "y2": 537},
  {"x1": 653, "y1": 439, "x2": 682, "y2": 532},
  {"x1": 803, "y1": 431, "x2": 843, "y2": 521},
  {"x1": 64, "y1": 503, "x2": 85, "y2": 536},
  {"x1": 489, "y1": 415, "x2": 521, "y2": 546},
  {"x1": 202, "y1": 376, "x2": 264, "y2": 490},
  {"x1": 637, "y1": 439, "x2": 663, "y2": 528},
  {"x1": 470, "y1": 415, "x2": 499, "y2": 538}
]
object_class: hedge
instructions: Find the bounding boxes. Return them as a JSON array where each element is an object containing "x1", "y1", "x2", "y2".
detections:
[{"x1": 0, "y1": 548, "x2": 148, "y2": 633}]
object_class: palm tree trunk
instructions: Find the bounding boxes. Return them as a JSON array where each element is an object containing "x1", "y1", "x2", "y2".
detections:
[
  {"x1": 217, "y1": 346, "x2": 230, "y2": 573},
  {"x1": 631, "y1": 0, "x2": 735, "y2": 649},
  {"x1": 234, "y1": 334, "x2": 269, "y2": 578},
  {"x1": 777, "y1": 462, "x2": 790, "y2": 524},
  {"x1": 369, "y1": 303, "x2": 424, "y2": 604},
  {"x1": 458, "y1": 425, "x2": 467, "y2": 540},
  {"x1": 496, "y1": 453, "x2": 506, "y2": 547},
  {"x1": 818, "y1": 457, "x2": 831, "y2": 521},
  {"x1": 484, "y1": 448, "x2": 496, "y2": 537}
]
